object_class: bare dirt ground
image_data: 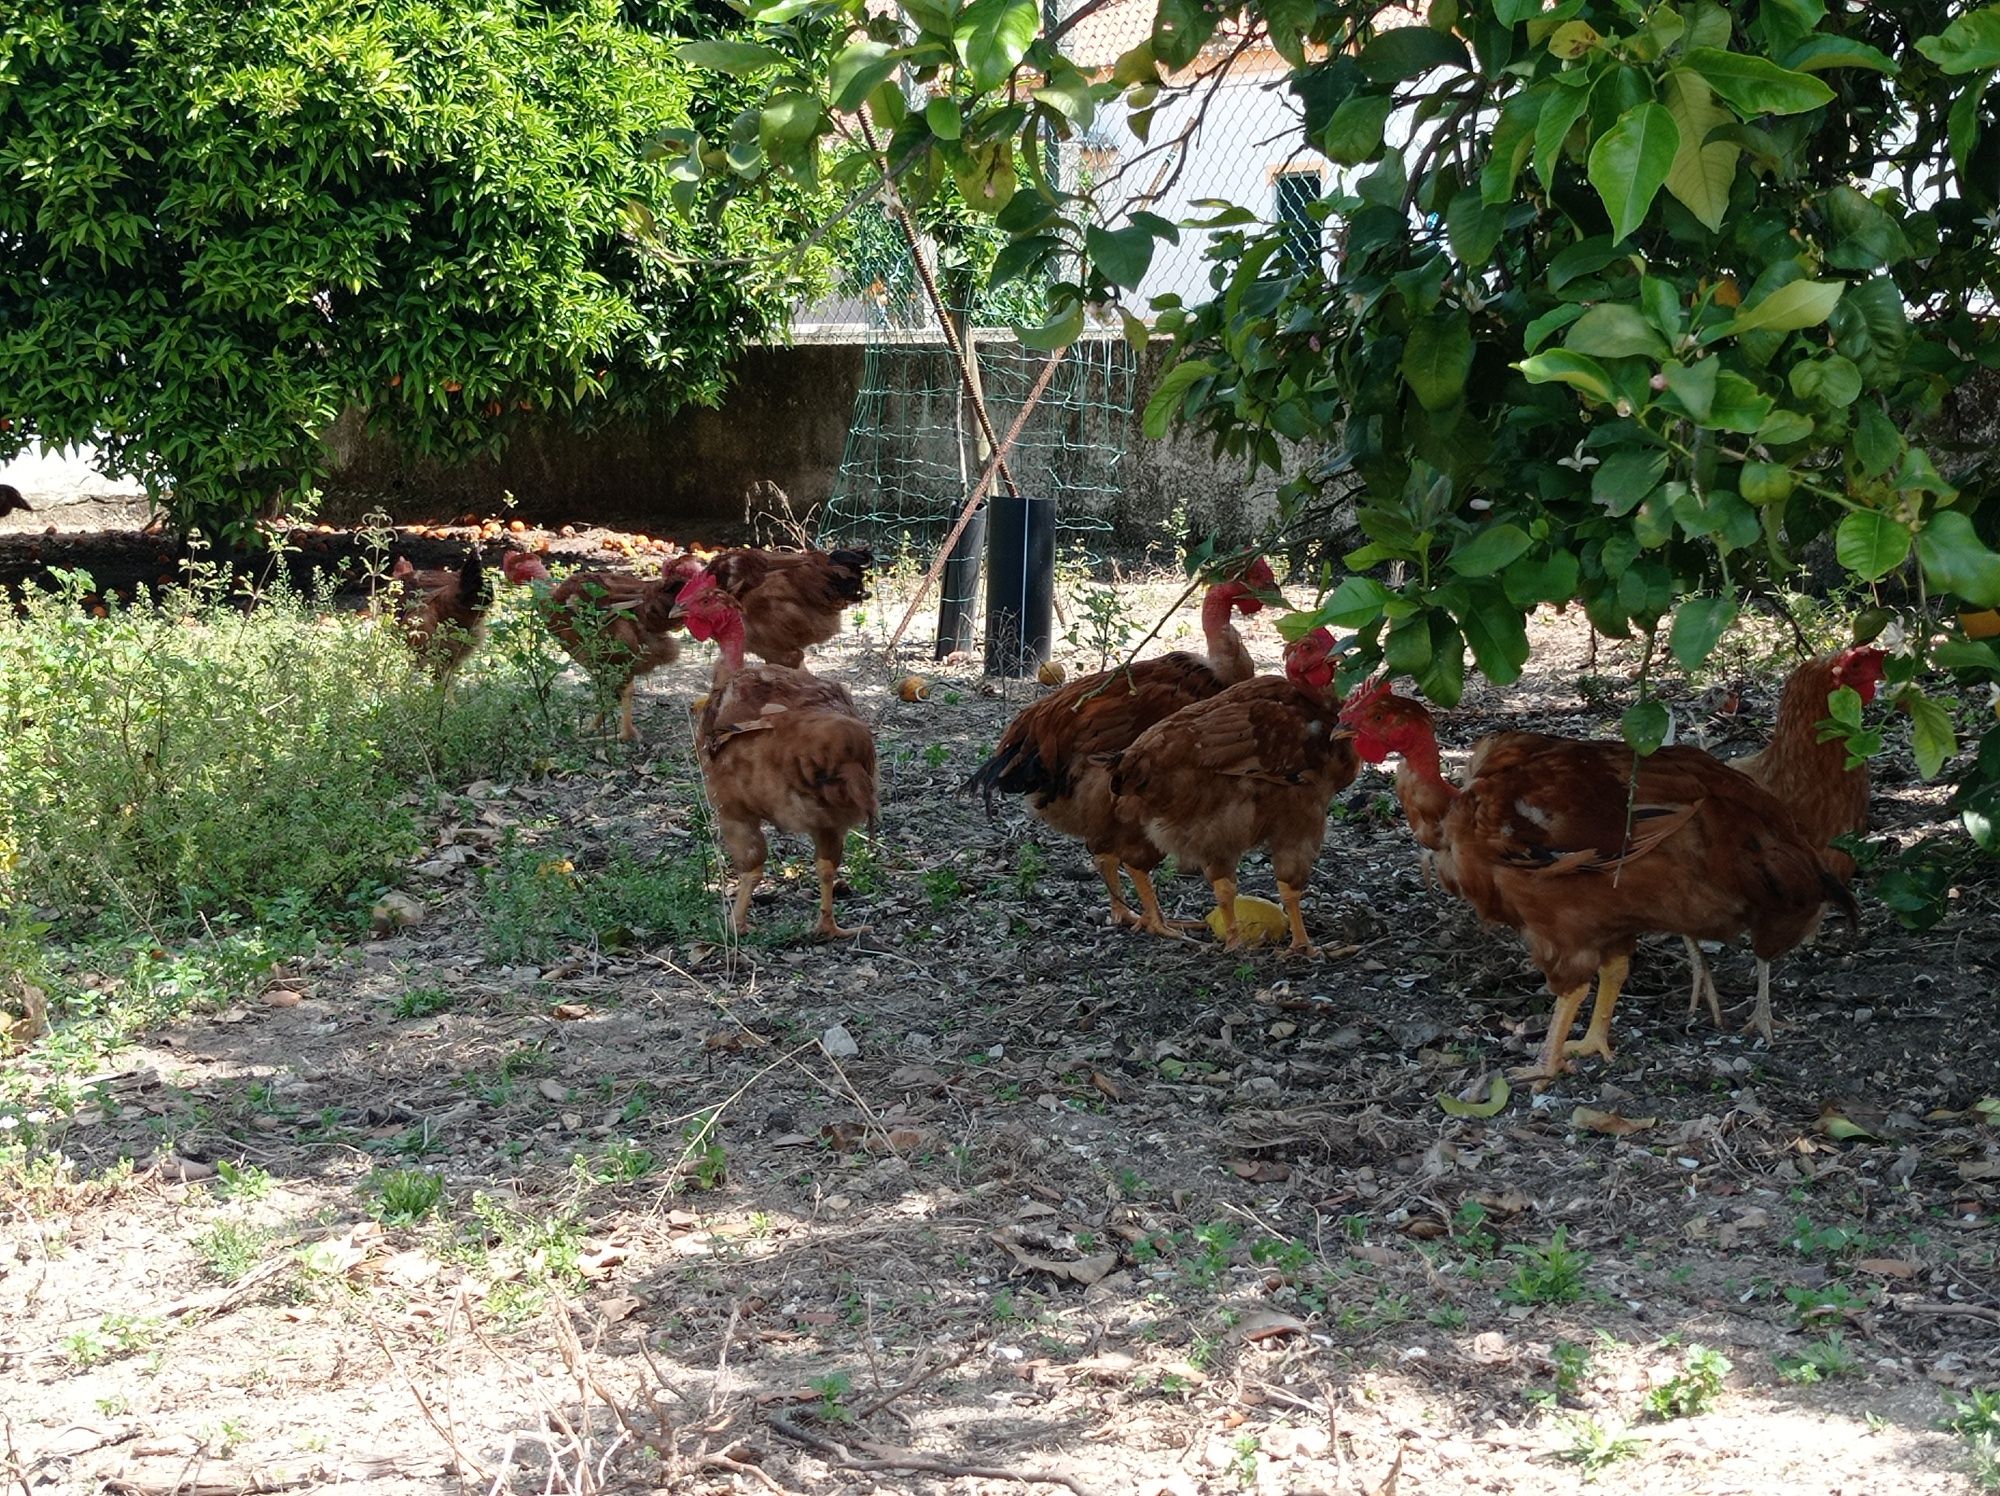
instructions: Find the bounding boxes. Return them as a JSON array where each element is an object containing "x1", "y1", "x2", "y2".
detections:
[{"x1": 4, "y1": 561, "x2": 1997, "y2": 1496}]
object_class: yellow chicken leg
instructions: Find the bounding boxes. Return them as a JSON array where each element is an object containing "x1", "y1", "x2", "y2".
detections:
[
  {"x1": 1565, "y1": 954, "x2": 1628, "y2": 1063},
  {"x1": 1129, "y1": 867, "x2": 1194, "y2": 939},
  {"x1": 1093, "y1": 853, "x2": 1140, "y2": 928},
  {"x1": 1515, "y1": 982, "x2": 1591, "y2": 1083},
  {"x1": 814, "y1": 855, "x2": 867, "y2": 940},
  {"x1": 618, "y1": 681, "x2": 639, "y2": 744},
  {"x1": 1276, "y1": 880, "x2": 1318, "y2": 956},
  {"x1": 1683, "y1": 937, "x2": 1724, "y2": 1027},
  {"x1": 729, "y1": 863, "x2": 762, "y2": 935}
]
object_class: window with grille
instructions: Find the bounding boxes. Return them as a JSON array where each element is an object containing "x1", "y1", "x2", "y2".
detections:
[{"x1": 1274, "y1": 170, "x2": 1324, "y2": 269}]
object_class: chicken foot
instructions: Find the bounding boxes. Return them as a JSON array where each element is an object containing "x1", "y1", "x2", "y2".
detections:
[
  {"x1": 1276, "y1": 880, "x2": 1318, "y2": 957},
  {"x1": 728, "y1": 862, "x2": 762, "y2": 936},
  {"x1": 1092, "y1": 854, "x2": 1141, "y2": 928},
  {"x1": 1749, "y1": 958, "x2": 1774, "y2": 1045},
  {"x1": 1515, "y1": 955, "x2": 1629, "y2": 1082},
  {"x1": 1682, "y1": 937, "x2": 1725, "y2": 1027},
  {"x1": 814, "y1": 855, "x2": 867, "y2": 940},
  {"x1": 1125, "y1": 865, "x2": 1196, "y2": 939}
]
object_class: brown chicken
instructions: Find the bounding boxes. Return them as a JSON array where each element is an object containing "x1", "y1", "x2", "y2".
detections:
[
  {"x1": 675, "y1": 569, "x2": 879, "y2": 939},
  {"x1": 1681, "y1": 645, "x2": 1887, "y2": 1030},
  {"x1": 502, "y1": 551, "x2": 704, "y2": 741},
  {"x1": 1341, "y1": 683, "x2": 1854, "y2": 1080},
  {"x1": 1107, "y1": 628, "x2": 1359, "y2": 953},
  {"x1": 961, "y1": 558, "x2": 1277, "y2": 933},
  {"x1": 0, "y1": 484, "x2": 31, "y2": 519},
  {"x1": 389, "y1": 551, "x2": 490, "y2": 678},
  {"x1": 700, "y1": 539, "x2": 872, "y2": 669}
]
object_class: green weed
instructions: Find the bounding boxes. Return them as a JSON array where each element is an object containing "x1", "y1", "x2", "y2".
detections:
[
  {"x1": 1776, "y1": 1331, "x2": 1861, "y2": 1384},
  {"x1": 1501, "y1": 1227, "x2": 1588, "y2": 1305},
  {"x1": 369, "y1": 1168, "x2": 444, "y2": 1225},
  {"x1": 194, "y1": 1220, "x2": 273, "y2": 1281},
  {"x1": 1645, "y1": 1344, "x2": 1730, "y2": 1420},
  {"x1": 476, "y1": 838, "x2": 717, "y2": 962}
]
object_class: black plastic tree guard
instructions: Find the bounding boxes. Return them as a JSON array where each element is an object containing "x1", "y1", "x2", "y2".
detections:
[
  {"x1": 983, "y1": 492, "x2": 1056, "y2": 677},
  {"x1": 934, "y1": 503, "x2": 987, "y2": 659}
]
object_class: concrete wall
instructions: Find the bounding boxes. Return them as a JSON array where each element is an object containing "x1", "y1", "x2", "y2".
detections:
[{"x1": 318, "y1": 336, "x2": 1307, "y2": 550}]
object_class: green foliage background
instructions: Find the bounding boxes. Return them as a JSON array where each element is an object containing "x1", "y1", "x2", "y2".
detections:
[{"x1": 0, "y1": 0, "x2": 823, "y2": 539}]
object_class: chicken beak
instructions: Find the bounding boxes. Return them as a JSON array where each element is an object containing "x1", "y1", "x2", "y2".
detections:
[{"x1": 1329, "y1": 726, "x2": 1358, "y2": 743}]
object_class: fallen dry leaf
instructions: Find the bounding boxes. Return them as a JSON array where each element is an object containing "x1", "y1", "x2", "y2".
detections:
[
  {"x1": 997, "y1": 1239, "x2": 1117, "y2": 1286},
  {"x1": 1227, "y1": 1159, "x2": 1291, "y2": 1182},
  {"x1": 1855, "y1": 1257, "x2": 1918, "y2": 1279},
  {"x1": 599, "y1": 1295, "x2": 644, "y2": 1324},
  {"x1": 705, "y1": 1027, "x2": 770, "y2": 1053},
  {"x1": 1231, "y1": 1309, "x2": 1307, "y2": 1344},
  {"x1": 549, "y1": 1002, "x2": 593, "y2": 1021},
  {"x1": 1090, "y1": 1069, "x2": 1127, "y2": 1102},
  {"x1": 1571, "y1": 1107, "x2": 1657, "y2": 1137},
  {"x1": 262, "y1": 988, "x2": 304, "y2": 1008}
]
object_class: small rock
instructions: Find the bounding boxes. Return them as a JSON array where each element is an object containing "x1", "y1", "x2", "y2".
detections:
[
  {"x1": 371, "y1": 891, "x2": 426, "y2": 935},
  {"x1": 821, "y1": 1024, "x2": 860, "y2": 1059}
]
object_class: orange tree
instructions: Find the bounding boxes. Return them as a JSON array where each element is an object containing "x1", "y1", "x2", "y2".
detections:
[
  {"x1": 0, "y1": 0, "x2": 824, "y2": 541},
  {"x1": 687, "y1": 0, "x2": 2000, "y2": 888}
]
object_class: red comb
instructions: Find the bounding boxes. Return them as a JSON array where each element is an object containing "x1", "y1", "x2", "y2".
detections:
[{"x1": 1243, "y1": 556, "x2": 1277, "y2": 588}]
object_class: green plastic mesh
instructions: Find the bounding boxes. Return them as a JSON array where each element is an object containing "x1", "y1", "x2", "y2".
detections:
[{"x1": 813, "y1": 217, "x2": 1133, "y2": 574}]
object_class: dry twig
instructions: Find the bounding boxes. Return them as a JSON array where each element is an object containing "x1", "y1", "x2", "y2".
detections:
[{"x1": 769, "y1": 1411, "x2": 1101, "y2": 1496}]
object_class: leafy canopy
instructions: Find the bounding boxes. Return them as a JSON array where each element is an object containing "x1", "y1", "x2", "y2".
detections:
[
  {"x1": 686, "y1": 0, "x2": 2000, "y2": 865},
  {"x1": 0, "y1": 0, "x2": 819, "y2": 540}
]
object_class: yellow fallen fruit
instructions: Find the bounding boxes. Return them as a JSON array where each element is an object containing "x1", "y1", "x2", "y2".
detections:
[
  {"x1": 898, "y1": 675, "x2": 931, "y2": 702},
  {"x1": 1206, "y1": 895, "x2": 1290, "y2": 945},
  {"x1": 1961, "y1": 609, "x2": 2000, "y2": 641},
  {"x1": 689, "y1": 693, "x2": 710, "y2": 714},
  {"x1": 1037, "y1": 659, "x2": 1066, "y2": 686}
]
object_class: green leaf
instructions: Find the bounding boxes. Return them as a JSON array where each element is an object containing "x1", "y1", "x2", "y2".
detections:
[
  {"x1": 1401, "y1": 310, "x2": 1474, "y2": 412},
  {"x1": 1446, "y1": 187, "x2": 1507, "y2": 267},
  {"x1": 1663, "y1": 358, "x2": 1719, "y2": 421},
  {"x1": 1517, "y1": 350, "x2": 1614, "y2": 402},
  {"x1": 1502, "y1": 549, "x2": 1581, "y2": 608},
  {"x1": 1587, "y1": 102, "x2": 1679, "y2": 243},
  {"x1": 1462, "y1": 597, "x2": 1531, "y2": 683},
  {"x1": 1902, "y1": 688, "x2": 1958, "y2": 779},
  {"x1": 1789, "y1": 354, "x2": 1862, "y2": 407},
  {"x1": 1481, "y1": 90, "x2": 1544, "y2": 204},
  {"x1": 951, "y1": 140, "x2": 1017, "y2": 211},
  {"x1": 1385, "y1": 613, "x2": 1434, "y2": 676},
  {"x1": 1592, "y1": 447, "x2": 1669, "y2": 517},
  {"x1": 1660, "y1": 69, "x2": 1739, "y2": 232},
  {"x1": 1524, "y1": 303, "x2": 1585, "y2": 353},
  {"x1": 954, "y1": 0, "x2": 1039, "y2": 91},
  {"x1": 1548, "y1": 20, "x2": 1602, "y2": 58},
  {"x1": 1141, "y1": 358, "x2": 1216, "y2": 439},
  {"x1": 677, "y1": 39, "x2": 789, "y2": 74},
  {"x1": 1854, "y1": 403, "x2": 1903, "y2": 477},
  {"x1": 1918, "y1": 8, "x2": 2000, "y2": 74},
  {"x1": 1781, "y1": 35, "x2": 1897, "y2": 73},
  {"x1": 1669, "y1": 595, "x2": 1738, "y2": 670},
  {"x1": 759, "y1": 93, "x2": 824, "y2": 153},
  {"x1": 1359, "y1": 26, "x2": 1469, "y2": 83},
  {"x1": 925, "y1": 97, "x2": 963, "y2": 140},
  {"x1": 1564, "y1": 303, "x2": 1669, "y2": 359},
  {"x1": 830, "y1": 41, "x2": 900, "y2": 113},
  {"x1": 1015, "y1": 298, "x2": 1083, "y2": 351},
  {"x1": 1322, "y1": 94, "x2": 1395, "y2": 166},
  {"x1": 989, "y1": 233, "x2": 1060, "y2": 286},
  {"x1": 1437, "y1": 1075, "x2": 1511, "y2": 1119},
  {"x1": 1533, "y1": 76, "x2": 1592, "y2": 189},
  {"x1": 1682, "y1": 46, "x2": 1836, "y2": 114},
  {"x1": 1723, "y1": 279, "x2": 1844, "y2": 335},
  {"x1": 1834, "y1": 509, "x2": 1913, "y2": 581},
  {"x1": 1916, "y1": 509, "x2": 2000, "y2": 607},
  {"x1": 1085, "y1": 223, "x2": 1157, "y2": 287},
  {"x1": 1317, "y1": 576, "x2": 1397, "y2": 628},
  {"x1": 1448, "y1": 523, "x2": 1533, "y2": 577},
  {"x1": 1622, "y1": 698, "x2": 1671, "y2": 755}
]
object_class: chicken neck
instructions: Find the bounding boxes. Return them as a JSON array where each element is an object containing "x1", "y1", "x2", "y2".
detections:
[
  {"x1": 1199, "y1": 587, "x2": 1253, "y2": 681},
  {"x1": 1391, "y1": 724, "x2": 1456, "y2": 841}
]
